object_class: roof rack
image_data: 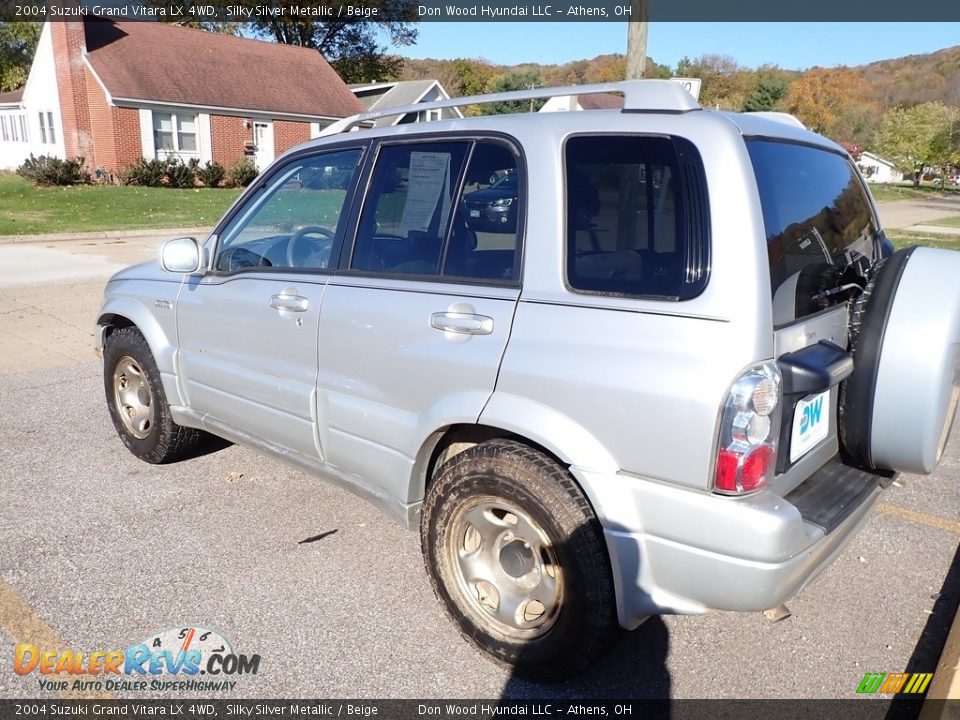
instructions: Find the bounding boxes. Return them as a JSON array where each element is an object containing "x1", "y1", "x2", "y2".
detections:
[{"x1": 319, "y1": 79, "x2": 701, "y2": 137}]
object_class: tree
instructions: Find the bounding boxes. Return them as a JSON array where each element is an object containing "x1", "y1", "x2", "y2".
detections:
[
  {"x1": 879, "y1": 102, "x2": 960, "y2": 186},
  {"x1": 484, "y1": 71, "x2": 544, "y2": 115},
  {"x1": 166, "y1": 2, "x2": 418, "y2": 84},
  {"x1": 742, "y1": 75, "x2": 787, "y2": 112},
  {"x1": 785, "y1": 67, "x2": 862, "y2": 135},
  {"x1": 0, "y1": 23, "x2": 40, "y2": 92}
]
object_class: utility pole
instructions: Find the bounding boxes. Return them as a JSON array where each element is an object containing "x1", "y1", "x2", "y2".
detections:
[{"x1": 625, "y1": 0, "x2": 649, "y2": 79}]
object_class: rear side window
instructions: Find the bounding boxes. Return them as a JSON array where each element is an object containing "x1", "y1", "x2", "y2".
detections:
[
  {"x1": 747, "y1": 140, "x2": 879, "y2": 324},
  {"x1": 565, "y1": 135, "x2": 708, "y2": 300}
]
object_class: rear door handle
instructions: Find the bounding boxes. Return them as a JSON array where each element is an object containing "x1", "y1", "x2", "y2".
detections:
[
  {"x1": 430, "y1": 312, "x2": 494, "y2": 335},
  {"x1": 269, "y1": 294, "x2": 309, "y2": 312}
]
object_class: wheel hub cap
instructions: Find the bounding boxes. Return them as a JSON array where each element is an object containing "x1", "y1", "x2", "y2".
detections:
[
  {"x1": 448, "y1": 497, "x2": 563, "y2": 639},
  {"x1": 112, "y1": 356, "x2": 155, "y2": 440}
]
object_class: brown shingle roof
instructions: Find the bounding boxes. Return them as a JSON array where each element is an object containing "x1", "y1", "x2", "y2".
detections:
[
  {"x1": 83, "y1": 19, "x2": 364, "y2": 119},
  {"x1": 0, "y1": 87, "x2": 24, "y2": 105},
  {"x1": 579, "y1": 93, "x2": 624, "y2": 110}
]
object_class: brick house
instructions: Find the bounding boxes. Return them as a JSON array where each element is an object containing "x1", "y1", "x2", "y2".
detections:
[{"x1": 0, "y1": 19, "x2": 364, "y2": 174}]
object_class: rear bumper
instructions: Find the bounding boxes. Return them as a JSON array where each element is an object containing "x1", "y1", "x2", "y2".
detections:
[{"x1": 572, "y1": 457, "x2": 885, "y2": 629}]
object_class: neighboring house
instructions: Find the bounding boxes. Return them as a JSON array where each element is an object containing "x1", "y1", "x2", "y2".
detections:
[
  {"x1": 350, "y1": 80, "x2": 463, "y2": 127},
  {"x1": 0, "y1": 19, "x2": 364, "y2": 174},
  {"x1": 0, "y1": 89, "x2": 33, "y2": 170},
  {"x1": 539, "y1": 93, "x2": 624, "y2": 113},
  {"x1": 858, "y1": 152, "x2": 903, "y2": 184}
]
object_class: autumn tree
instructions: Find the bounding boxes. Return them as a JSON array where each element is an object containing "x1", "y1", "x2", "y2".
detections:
[
  {"x1": 784, "y1": 67, "x2": 866, "y2": 136},
  {"x1": 0, "y1": 23, "x2": 40, "y2": 92},
  {"x1": 879, "y1": 102, "x2": 960, "y2": 185}
]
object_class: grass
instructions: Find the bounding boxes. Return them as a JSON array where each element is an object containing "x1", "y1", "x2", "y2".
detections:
[
  {"x1": 927, "y1": 215, "x2": 960, "y2": 228},
  {"x1": 0, "y1": 172, "x2": 242, "y2": 235},
  {"x1": 868, "y1": 182, "x2": 960, "y2": 203},
  {"x1": 887, "y1": 230, "x2": 960, "y2": 251}
]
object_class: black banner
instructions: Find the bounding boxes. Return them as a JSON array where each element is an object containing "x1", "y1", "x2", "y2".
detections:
[
  {"x1": 3, "y1": 0, "x2": 960, "y2": 22},
  {"x1": 0, "y1": 699, "x2": 940, "y2": 720}
]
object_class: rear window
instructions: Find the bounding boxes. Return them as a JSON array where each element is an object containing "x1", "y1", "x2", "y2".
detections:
[
  {"x1": 565, "y1": 135, "x2": 708, "y2": 300},
  {"x1": 747, "y1": 140, "x2": 879, "y2": 324}
]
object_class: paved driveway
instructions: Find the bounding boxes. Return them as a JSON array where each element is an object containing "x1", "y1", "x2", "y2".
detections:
[
  {"x1": 0, "y1": 235, "x2": 958, "y2": 700},
  {"x1": 876, "y1": 195, "x2": 960, "y2": 230}
]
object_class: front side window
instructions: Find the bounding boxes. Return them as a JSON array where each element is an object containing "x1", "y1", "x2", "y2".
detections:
[
  {"x1": 566, "y1": 135, "x2": 696, "y2": 299},
  {"x1": 153, "y1": 111, "x2": 199, "y2": 157},
  {"x1": 215, "y1": 148, "x2": 362, "y2": 272},
  {"x1": 351, "y1": 141, "x2": 470, "y2": 276},
  {"x1": 747, "y1": 139, "x2": 879, "y2": 324}
]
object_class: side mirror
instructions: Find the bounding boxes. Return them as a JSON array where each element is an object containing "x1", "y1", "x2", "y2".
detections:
[{"x1": 161, "y1": 237, "x2": 202, "y2": 273}]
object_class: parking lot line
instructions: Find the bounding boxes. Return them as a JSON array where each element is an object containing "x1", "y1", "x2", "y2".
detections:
[
  {"x1": 0, "y1": 579, "x2": 113, "y2": 699},
  {"x1": 877, "y1": 504, "x2": 960, "y2": 535}
]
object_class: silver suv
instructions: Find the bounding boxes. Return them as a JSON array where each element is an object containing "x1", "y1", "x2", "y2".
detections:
[{"x1": 97, "y1": 81, "x2": 960, "y2": 679}]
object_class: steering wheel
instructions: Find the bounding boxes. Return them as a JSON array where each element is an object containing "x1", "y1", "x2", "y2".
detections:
[{"x1": 286, "y1": 226, "x2": 335, "y2": 268}]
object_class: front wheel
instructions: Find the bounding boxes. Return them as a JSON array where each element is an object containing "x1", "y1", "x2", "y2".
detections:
[
  {"x1": 421, "y1": 439, "x2": 618, "y2": 680},
  {"x1": 103, "y1": 326, "x2": 208, "y2": 464}
]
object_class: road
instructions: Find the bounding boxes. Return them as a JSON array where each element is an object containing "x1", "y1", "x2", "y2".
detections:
[
  {"x1": 0, "y1": 230, "x2": 958, "y2": 700},
  {"x1": 876, "y1": 194, "x2": 960, "y2": 230}
]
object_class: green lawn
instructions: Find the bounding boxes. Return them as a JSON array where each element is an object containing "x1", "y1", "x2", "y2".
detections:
[
  {"x1": 887, "y1": 230, "x2": 960, "y2": 251},
  {"x1": 868, "y1": 182, "x2": 960, "y2": 203},
  {"x1": 0, "y1": 172, "x2": 242, "y2": 235},
  {"x1": 927, "y1": 215, "x2": 960, "y2": 228}
]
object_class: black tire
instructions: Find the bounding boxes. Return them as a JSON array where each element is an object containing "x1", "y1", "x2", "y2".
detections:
[
  {"x1": 838, "y1": 247, "x2": 915, "y2": 469},
  {"x1": 103, "y1": 326, "x2": 207, "y2": 464},
  {"x1": 421, "y1": 439, "x2": 618, "y2": 680}
]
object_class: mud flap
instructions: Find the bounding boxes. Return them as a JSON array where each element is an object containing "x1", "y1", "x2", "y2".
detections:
[{"x1": 842, "y1": 247, "x2": 960, "y2": 474}]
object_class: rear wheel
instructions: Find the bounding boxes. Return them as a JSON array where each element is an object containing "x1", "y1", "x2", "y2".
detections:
[
  {"x1": 104, "y1": 327, "x2": 208, "y2": 464},
  {"x1": 421, "y1": 439, "x2": 618, "y2": 680}
]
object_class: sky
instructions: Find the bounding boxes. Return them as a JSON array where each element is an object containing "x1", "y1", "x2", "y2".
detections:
[{"x1": 390, "y1": 23, "x2": 960, "y2": 70}]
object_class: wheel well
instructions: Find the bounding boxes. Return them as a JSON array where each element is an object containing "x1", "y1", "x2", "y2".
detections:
[
  {"x1": 419, "y1": 424, "x2": 573, "y2": 498},
  {"x1": 98, "y1": 313, "x2": 136, "y2": 342}
]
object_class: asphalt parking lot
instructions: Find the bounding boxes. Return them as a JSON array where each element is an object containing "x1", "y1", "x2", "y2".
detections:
[{"x1": 1, "y1": 229, "x2": 959, "y2": 701}]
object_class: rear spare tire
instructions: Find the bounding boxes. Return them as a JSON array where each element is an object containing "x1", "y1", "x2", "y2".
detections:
[{"x1": 839, "y1": 247, "x2": 960, "y2": 473}]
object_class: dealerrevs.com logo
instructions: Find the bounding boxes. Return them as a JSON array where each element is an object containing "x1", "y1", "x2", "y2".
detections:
[{"x1": 14, "y1": 625, "x2": 260, "y2": 693}]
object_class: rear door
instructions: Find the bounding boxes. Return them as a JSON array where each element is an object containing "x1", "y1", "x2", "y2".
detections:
[
  {"x1": 316, "y1": 137, "x2": 524, "y2": 502},
  {"x1": 747, "y1": 139, "x2": 882, "y2": 486}
]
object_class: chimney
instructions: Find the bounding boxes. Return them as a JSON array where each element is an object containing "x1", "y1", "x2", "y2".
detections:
[{"x1": 48, "y1": 15, "x2": 93, "y2": 163}]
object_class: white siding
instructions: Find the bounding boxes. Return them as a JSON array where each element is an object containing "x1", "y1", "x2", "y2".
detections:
[{"x1": 22, "y1": 24, "x2": 65, "y2": 163}]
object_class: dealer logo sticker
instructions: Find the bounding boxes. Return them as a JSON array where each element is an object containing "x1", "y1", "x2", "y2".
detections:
[{"x1": 13, "y1": 625, "x2": 260, "y2": 693}]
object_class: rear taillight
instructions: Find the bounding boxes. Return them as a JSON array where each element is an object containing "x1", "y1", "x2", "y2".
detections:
[{"x1": 714, "y1": 362, "x2": 782, "y2": 495}]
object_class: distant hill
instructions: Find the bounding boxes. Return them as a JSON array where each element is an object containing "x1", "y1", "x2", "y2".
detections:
[
  {"x1": 856, "y1": 46, "x2": 960, "y2": 108},
  {"x1": 396, "y1": 46, "x2": 960, "y2": 110}
]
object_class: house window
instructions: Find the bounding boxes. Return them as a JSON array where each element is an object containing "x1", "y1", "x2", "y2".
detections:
[
  {"x1": 153, "y1": 111, "x2": 198, "y2": 157},
  {"x1": 424, "y1": 108, "x2": 442, "y2": 122},
  {"x1": 19, "y1": 115, "x2": 27, "y2": 143},
  {"x1": 1, "y1": 117, "x2": 8, "y2": 142},
  {"x1": 38, "y1": 112, "x2": 55, "y2": 144}
]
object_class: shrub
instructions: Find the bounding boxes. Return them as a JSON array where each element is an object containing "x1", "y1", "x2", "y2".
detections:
[
  {"x1": 228, "y1": 157, "x2": 258, "y2": 188},
  {"x1": 196, "y1": 160, "x2": 225, "y2": 188},
  {"x1": 120, "y1": 158, "x2": 168, "y2": 187},
  {"x1": 165, "y1": 158, "x2": 199, "y2": 189},
  {"x1": 17, "y1": 155, "x2": 90, "y2": 186}
]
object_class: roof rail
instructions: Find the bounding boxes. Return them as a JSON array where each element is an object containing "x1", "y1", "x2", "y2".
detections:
[{"x1": 319, "y1": 79, "x2": 700, "y2": 137}]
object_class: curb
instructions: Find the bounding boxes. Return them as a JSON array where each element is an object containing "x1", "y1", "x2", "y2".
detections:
[
  {"x1": 0, "y1": 227, "x2": 211, "y2": 245},
  {"x1": 920, "y1": 594, "x2": 960, "y2": 718}
]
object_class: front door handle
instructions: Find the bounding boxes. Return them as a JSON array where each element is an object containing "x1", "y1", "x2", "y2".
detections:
[
  {"x1": 269, "y1": 294, "x2": 309, "y2": 312},
  {"x1": 430, "y1": 312, "x2": 494, "y2": 335}
]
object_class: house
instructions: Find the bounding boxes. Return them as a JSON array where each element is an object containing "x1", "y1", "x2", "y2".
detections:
[
  {"x1": 0, "y1": 19, "x2": 364, "y2": 174},
  {"x1": 0, "y1": 88, "x2": 31, "y2": 170},
  {"x1": 350, "y1": 80, "x2": 463, "y2": 127},
  {"x1": 539, "y1": 93, "x2": 625, "y2": 113},
  {"x1": 858, "y1": 152, "x2": 903, "y2": 184}
]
